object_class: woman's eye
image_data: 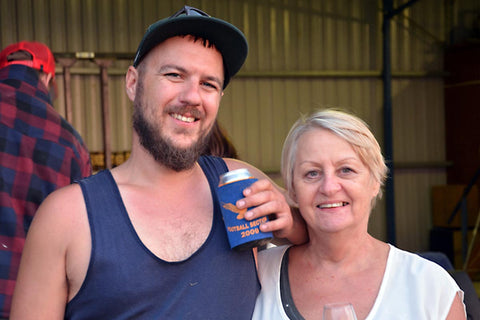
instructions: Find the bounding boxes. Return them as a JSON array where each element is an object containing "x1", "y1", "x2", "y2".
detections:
[
  {"x1": 306, "y1": 171, "x2": 319, "y2": 178},
  {"x1": 340, "y1": 167, "x2": 354, "y2": 174}
]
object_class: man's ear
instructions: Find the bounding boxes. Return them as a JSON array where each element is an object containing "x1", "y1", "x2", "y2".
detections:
[
  {"x1": 125, "y1": 66, "x2": 138, "y2": 102},
  {"x1": 39, "y1": 72, "x2": 52, "y2": 89}
]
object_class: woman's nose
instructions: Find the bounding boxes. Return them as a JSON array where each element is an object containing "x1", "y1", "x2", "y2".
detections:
[{"x1": 320, "y1": 173, "x2": 341, "y2": 195}]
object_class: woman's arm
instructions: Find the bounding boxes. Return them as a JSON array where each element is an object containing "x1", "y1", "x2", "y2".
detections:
[{"x1": 445, "y1": 291, "x2": 467, "y2": 320}]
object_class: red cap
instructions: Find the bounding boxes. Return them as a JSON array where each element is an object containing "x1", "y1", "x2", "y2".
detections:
[{"x1": 0, "y1": 41, "x2": 56, "y2": 79}]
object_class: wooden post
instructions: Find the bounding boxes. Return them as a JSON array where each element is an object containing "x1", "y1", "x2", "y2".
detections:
[
  {"x1": 93, "y1": 58, "x2": 113, "y2": 169},
  {"x1": 56, "y1": 58, "x2": 77, "y2": 123}
]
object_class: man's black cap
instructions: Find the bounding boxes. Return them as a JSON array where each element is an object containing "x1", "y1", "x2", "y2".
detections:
[{"x1": 133, "y1": 6, "x2": 248, "y2": 89}]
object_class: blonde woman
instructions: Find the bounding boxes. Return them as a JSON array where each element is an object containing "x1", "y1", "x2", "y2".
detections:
[{"x1": 253, "y1": 109, "x2": 466, "y2": 320}]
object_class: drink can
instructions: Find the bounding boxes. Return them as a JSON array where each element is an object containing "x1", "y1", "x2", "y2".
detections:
[{"x1": 217, "y1": 168, "x2": 273, "y2": 251}]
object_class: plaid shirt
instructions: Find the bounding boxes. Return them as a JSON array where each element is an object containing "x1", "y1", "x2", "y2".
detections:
[{"x1": 0, "y1": 65, "x2": 92, "y2": 317}]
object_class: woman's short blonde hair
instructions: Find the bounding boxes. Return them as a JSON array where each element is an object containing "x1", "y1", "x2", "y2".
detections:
[{"x1": 281, "y1": 108, "x2": 388, "y2": 204}]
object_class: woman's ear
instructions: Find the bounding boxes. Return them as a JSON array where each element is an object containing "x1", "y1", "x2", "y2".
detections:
[
  {"x1": 372, "y1": 180, "x2": 381, "y2": 198},
  {"x1": 289, "y1": 189, "x2": 298, "y2": 207}
]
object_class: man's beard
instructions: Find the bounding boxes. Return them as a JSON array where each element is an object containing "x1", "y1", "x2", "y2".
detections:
[{"x1": 132, "y1": 83, "x2": 212, "y2": 172}]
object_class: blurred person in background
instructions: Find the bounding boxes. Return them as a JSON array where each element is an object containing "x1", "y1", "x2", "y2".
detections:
[
  {"x1": 203, "y1": 120, "x2": 238, "y2": 159},
  {"x1": 0, "y1": 40, "x2": 92, "y2": 319}
]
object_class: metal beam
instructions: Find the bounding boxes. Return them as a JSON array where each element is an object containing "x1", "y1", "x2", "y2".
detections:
[{"x1": 382, "y1": 0, "x2": 421, "y2": 245}]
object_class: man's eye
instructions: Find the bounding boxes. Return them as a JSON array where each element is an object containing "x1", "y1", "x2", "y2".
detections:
[
  {"x1": 202, "y1": 81, "x2": 218, "y2": 90},
  {"x1": 165, "y1": 73, "x2": 180, "y2": 78}
]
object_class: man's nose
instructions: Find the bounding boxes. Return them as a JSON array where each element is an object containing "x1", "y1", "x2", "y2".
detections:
[{"x1": 179, "y1": 80, "x2": 202, "y2": 106}]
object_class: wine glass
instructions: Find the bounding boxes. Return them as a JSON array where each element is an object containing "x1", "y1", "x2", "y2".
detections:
[{"x1": 323, "y1": 302, "x2": 357, "y2": 320}]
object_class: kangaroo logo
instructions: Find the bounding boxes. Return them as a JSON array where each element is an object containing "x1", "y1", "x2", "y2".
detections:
[{"x1": 222, "y1": 203, "x2": 247, "y2": 220}]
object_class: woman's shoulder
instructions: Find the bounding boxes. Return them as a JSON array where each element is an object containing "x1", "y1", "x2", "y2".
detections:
[
  {"x1": 370, "y1": 245, "x2": 463, "y2": 319},
  {"x1": 387, "y1": 245, "x2": 459, "y2": 289},
  {"x1": 389, "y1": 245, "x2": 445, "y2": 268}
]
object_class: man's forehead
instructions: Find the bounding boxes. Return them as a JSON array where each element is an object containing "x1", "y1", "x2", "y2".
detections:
[
  {"x1": 144, "y1": 36, "x2": 224, "y2": 78},
  {"x1": 149, "y1": 35, "x2": 221, "y2": 57}
]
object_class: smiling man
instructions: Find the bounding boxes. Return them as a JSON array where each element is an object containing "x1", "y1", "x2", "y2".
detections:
[
  {"x1": 10, "y1": 6, "x2": 306, "y2": 320},
  {"x1": 129, "y1": 35, "x2": 224, "y2": 172}
]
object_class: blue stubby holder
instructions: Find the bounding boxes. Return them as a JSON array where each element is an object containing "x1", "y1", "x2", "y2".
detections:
[{"x1": 217, "y1": 169, "x2": 273, "y2": 251}]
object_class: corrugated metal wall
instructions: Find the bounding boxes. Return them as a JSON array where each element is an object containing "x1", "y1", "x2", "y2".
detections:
[{"x1": 1, "y1": 0, "x2": 477, "y2": 252}]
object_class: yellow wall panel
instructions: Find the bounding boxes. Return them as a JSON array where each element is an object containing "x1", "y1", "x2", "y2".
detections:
[{"x1": 2, "y1": 0, "x2": 479, "y2": 253}]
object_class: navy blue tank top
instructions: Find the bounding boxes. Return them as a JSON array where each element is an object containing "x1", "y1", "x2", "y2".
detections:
[{"x1": 65, "y1": 156, "x2": 260, "y2": 319}]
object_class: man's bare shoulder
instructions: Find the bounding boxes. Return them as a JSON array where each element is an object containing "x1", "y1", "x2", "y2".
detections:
[
  {"x1": 33, "y1": 182, "x2": 86, "y2": 228},
  {"x1": 223, "y1": 158, "x2": 270, "y2": 181}
]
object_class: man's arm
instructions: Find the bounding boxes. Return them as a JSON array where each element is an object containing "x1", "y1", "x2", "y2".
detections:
[
  {"x1": 224, "y1": 158, "x2": 308, "y2": 245},
  {"x1": 10, "y1": 185, "x2": 85, "y2": 320}
]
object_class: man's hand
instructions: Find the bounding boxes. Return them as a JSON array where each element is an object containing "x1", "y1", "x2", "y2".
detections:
[{"x1": 236, "y1": 178, "x2": 307, "y2": 245}]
